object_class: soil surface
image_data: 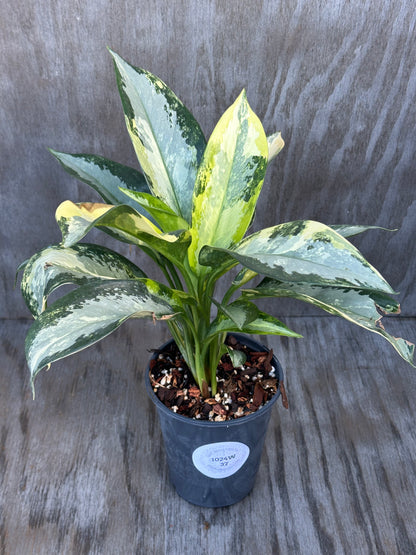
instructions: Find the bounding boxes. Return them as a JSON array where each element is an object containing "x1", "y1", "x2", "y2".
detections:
[{"x1": 148, "y1": 335, "x2": 288, "y2": 421}]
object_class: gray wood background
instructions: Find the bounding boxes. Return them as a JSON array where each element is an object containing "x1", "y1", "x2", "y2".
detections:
[
  {"x1": 1, "y1": 0, "x2": 415, "y2": 319},
  {"x1": 1, "y1": 1, "x2": 416, "y2": 554},
  {"x1": 1, "y1": 318, "x2": 416, "y2": 553}
]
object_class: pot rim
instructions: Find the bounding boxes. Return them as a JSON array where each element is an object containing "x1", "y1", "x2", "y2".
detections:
[{"x1": 145, "y1": 333, "x2": 284, "y2": 428}]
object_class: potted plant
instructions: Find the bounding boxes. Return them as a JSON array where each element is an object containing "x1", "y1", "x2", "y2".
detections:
[{"x1": 19, "y1": 50, "x2": 414, "y2": 507}]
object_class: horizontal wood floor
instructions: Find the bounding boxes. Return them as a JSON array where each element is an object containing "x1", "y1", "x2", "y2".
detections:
[{"x1": 1, "y1": 317, "x2": 415, "y2": 554}]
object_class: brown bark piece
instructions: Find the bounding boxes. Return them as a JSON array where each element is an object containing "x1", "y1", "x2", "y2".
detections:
[{"x1": 148, "y1": 336, "x2": 281, "y2": 421}]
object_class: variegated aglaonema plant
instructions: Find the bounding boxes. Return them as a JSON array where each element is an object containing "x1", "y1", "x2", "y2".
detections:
[{"x1": 20, "y1": 50, "x2": 415, "y2": 399}]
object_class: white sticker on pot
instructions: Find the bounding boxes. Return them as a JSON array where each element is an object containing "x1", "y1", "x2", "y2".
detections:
[{"x1": 192, "y1": 441, "x2": 250, "y2": 479}]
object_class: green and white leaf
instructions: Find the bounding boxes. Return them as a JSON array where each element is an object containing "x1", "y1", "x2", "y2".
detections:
[
  {"x1": 110, "y1": 50, "x2": 206, "y2": 223},
  {"x1": 55, "y1": 201, "x2": 192, "y2": 265},
  {"x1": 207, "y1": 301, "x2": 301, "y2": 339},
  {"x1": 330, "y1": 224, "x2": 395, "y2": 238},
  {"x1": 119, "y1": 188, "x2": 189, "y2": 232},
  {"x1": 139, "y1": 277, "x2": 195, "y2": 309},
  {"x1": 232, "y1": 268, "x2": 258, "y2": 287},
  {"x1": 189, "y1": 90, "x2": 268, "y2": 270},
  {"x1": 203, "y1": 220, "x2": 395, "y2": 293},
  {"x1": 212, "y1": 299, "x2": 259, "y2": 331},
  {"x1": 21, "y1": 243, "x2": 146, "y2": 317},
  {"x1": 198, "y1": 244, "x2": 237, "y2": 273},
  {"x1": 267, "y1": 132, "x2": 284, "y2": 161},
  {"x1": 243, "y1": 278, "x2": 414, "y2": 366},
  {"x1": 15, "y1": 258, "x2": 29, "y2": 286},
  {"x1": 26, "y1": 279, "x2": 178, "y2": 390},
  {"x1": 226, "y1": 347, "x2": 247, "y2": 367},
  {"x1": 49, "y1": 149, "x2": 151, "y2": 212}
]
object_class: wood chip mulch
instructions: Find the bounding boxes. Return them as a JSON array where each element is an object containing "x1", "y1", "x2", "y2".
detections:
[{"x1": 148, "y1": 335, "x2": 287, "y2": 421}]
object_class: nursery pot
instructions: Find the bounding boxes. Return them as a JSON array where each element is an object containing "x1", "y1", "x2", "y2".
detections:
[{"x1": 145, "y1": 334, "x2": 284, "y2": 508}]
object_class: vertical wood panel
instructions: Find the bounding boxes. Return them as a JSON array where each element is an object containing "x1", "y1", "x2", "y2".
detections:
[{"x1": 1, "y1": 0, "x2": 415, "y2": 318}]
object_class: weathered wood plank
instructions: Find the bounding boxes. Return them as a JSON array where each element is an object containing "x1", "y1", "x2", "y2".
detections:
[
  {"x1": 2, "y1": 0, "x2": 415, "y2": 319},
  {"x1": 1, "y1": 317, "x2": 415, "y2": 554}
]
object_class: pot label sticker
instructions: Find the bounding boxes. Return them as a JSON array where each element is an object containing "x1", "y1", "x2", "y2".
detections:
[{"x1": 192, "y1": 441, "x2": 250, "y2": 479}]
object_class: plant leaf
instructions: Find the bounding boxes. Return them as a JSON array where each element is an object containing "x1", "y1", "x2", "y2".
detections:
[
  {"x1": 232, "y1": 268, "x2": 258, "y2": 287},
  {"x1": 25, "y1": 279, "x2": 179, "y2": 390},
  {"x1": 226, "y1": 346, "x2": 247, "y2": 367},
  {"x1": 330, "y1": 224, "x2": 395, "y2": 238},
  {"x1": 56, "y1": 201, "x2": 161, "y2": 245},
  {"x1": 198, "y1": 244, "x2": 237, "y2": 272},
  {"x1": 139, "y1": 277, "x2": 195, "y2": 308},
  {"x1": 189, "y1": 90, "x2": 268, "y2": 270},
  {"x1": 20, "y1": 243, "x2": 146, "y2": 317},
  {"x1": 212, "y1": 299, "x2": 259, "y2": 330},
  {"x1": 267, "y1": 132, "x2": 284, "y2": 161},
  {"x1": 243, "y1": 278, "x2": 414, "y2": 366},
  {"x1": 202, "y1": 220, "x2": 395, "y2": 294},
  {"x1": 55, "y1": 201, "x2": 192, "y2": 265},
  {"x1": 119, "y1": 188, "x2": 189, "y2": 232},
  {"x1": 110, "y1": 50, "x2": 206, "y2": 223},
  {"x1": 207, "y1": 307, "x2": 301, "y2": 339},
  {"x1": 49, "y1": 149, "x2": 150, "y2": 211}
]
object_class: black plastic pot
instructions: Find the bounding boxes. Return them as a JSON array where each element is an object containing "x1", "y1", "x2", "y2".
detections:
[{"x1": 145, "y1": 333, "x2": 283, "y2": 507}]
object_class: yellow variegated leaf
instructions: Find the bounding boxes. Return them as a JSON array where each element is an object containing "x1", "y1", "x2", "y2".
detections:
[
  {"x1": 56, "y1": 201, "x2": 163, "y2": 246},
  {"x1": 55, "y1": 201, "x2": 191, "y2": 266},
  {"x1": 189, "y1": 90, "x2": 268, "y2": 271}
]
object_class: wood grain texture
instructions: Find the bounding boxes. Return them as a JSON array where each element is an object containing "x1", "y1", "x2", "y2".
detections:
[
  {"x1": 1, "y1": 316, "x2": 415, "y2": 554},
  {"x1": 1, "y1": 0, "x2": 415, "y2": 319}
]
